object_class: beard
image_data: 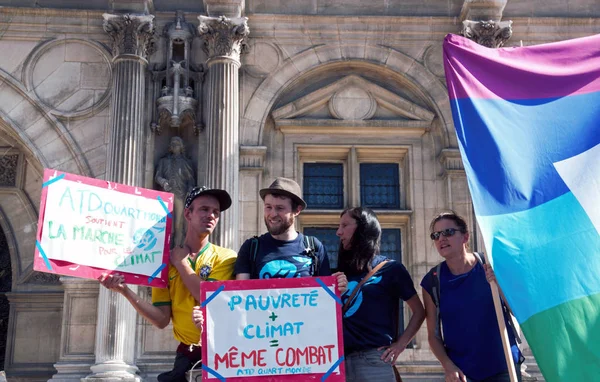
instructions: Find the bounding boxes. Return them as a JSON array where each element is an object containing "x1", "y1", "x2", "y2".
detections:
[{"x1": 264, "y1": 214, "x2": 295, "y2": 236}]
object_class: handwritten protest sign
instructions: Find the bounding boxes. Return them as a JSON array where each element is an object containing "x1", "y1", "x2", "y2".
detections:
[
  {"x1": 33, "y1": 168, "x2": 173, "y2": 287},
  {"x1": 200, "y1": 277, "x2": 345, "y2": 381}
]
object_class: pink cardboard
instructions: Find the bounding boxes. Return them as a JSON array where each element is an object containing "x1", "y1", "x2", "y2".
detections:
[{"x1": 33, "y1": 168, "x2": 172, "y2": 288}]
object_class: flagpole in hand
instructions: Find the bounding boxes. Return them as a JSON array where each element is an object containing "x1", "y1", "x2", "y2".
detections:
[{"x1": 483, "y1": 252, "x2": 518, "y2": 382}]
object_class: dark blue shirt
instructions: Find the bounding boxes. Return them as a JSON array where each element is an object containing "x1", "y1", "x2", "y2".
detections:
[
  {"x1": 234, "y1": 232, "x2": 331, "y2": 279},
  {"x1": 421, "y1": 261, "x2": 521, "y2": 380},
  {"x1": 342, "y1": 256, "x2": 417, "y2": 354}
]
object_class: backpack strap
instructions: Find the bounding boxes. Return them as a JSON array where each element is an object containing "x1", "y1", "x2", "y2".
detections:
[
  {"x1": 474, "y1": 252, "x2": 522, "y2": 345},
  {"x1": 249, "y1": 236, "x2": 259, "y2": 279},
  {"x1": 303, "y1": 235, "x2": 319, "y2": 276},
  {"x1": 429, "y1": 263, "x2": 443, "y2": 342},
  {"x1": 343, "y1": 260, "x2": 389, "y2": 314}
]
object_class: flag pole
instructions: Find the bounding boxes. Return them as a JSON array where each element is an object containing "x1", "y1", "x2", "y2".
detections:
[{"x1": 483, "y1": 252, "x2": 518, "y2": 382}]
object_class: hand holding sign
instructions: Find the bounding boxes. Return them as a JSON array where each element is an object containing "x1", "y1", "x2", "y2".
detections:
[{"x1": 200, "y1": 277, "x2": 345, "y2": 381}]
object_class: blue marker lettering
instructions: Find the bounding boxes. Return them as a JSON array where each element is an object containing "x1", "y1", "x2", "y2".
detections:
[
  {"x1": 281, "y1": 293, "x2": 291, "y2": 308},
  {"x1": 229, "y1": 295, "x2": 242, "y2": 311},
  {"x1": 246, "y1": 295, "x2": 257, "y2": 310},
  {"x1": 58, "y1": 187, "x2": 75, "y2": 211}
]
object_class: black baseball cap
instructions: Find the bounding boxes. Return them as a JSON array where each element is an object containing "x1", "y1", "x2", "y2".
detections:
[{"x1": 184, "y1": 186, "x2": 232, "y2": 211}]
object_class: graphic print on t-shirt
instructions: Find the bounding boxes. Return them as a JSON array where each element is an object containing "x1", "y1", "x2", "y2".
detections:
[
  {"x1": 342, "y1": 275, "x2": 382, "y2": 317},
  {"x1": 258, "y1": 256, "x2": 313, "y2": 278}
]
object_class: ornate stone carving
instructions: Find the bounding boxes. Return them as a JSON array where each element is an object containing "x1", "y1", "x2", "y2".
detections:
[
  {"x1": 152, "y1": 12, "x2": 204, "y2": 136},
  {"x1": 0, "y1": 154, "x2": 18, "y2": 187},
  {"x1": 461, "y1": 20, "x2": 513, "y2": 48},
  {"x1": 27, "y1": 271, "x2": 61, "y2": 285},
  {"x1": 155, "y1": 137, "x2": 196, "y2": 248},
  {"x1": 198, "y1": 16, "x2": 249, "y2": 61},
  {"x1": 103, "y1": 13, "x2": 156, "y2": 58}
]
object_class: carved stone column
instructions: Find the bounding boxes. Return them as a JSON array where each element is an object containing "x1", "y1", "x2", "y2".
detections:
[
  {"x1": 459, "y1": 0, "x2": 512, "y2": 48},
  {"x1": 82, "y1": 11, "x2": 155, "y2": 382},
  {"x1": 198, "y1": 13, "x2": 249, "y2": 250},
  {"x1": 461, "y1": 20, "x2": 513, "y2": 48}
]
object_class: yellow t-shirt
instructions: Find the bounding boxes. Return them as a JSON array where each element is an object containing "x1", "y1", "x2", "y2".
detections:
[{"x1": 152, "y1": 242, "x2": 236, "y2": 345}]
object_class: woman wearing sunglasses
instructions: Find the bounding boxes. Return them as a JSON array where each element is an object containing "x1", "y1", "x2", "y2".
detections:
[
  {"x1": 337, "y1": 207, "x2": 425, "y2": 382},
  {"x1": 421, "y1": 212, "x2": 522, "y2": 382}
]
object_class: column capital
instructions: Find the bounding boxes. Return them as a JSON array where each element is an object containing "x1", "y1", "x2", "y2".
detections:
[
  {"x1": 198, "y1": 15, "x2": 249, "y2": 63},
  {"x1": 461, "y1": 20, "x2": 513, "y2": 48},
  {"x1": 103, "y1": 13, "x2": 155, "y2": 59}
]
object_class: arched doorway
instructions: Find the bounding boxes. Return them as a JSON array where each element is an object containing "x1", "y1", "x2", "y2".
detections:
[{"x1": 0, "y1": 226, "x2": 10, "y2": 371}]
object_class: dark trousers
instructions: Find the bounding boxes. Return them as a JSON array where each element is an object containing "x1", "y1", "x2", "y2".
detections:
[{"x1": 157, "y1": 343, "x2": 202, "y2": 382}]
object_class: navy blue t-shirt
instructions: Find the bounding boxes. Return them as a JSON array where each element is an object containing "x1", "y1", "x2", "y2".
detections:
[
  {"x1": 234, "y1": 232, "x2": 331, "y2": 279},
  {"x1": 420, "y1": 261, "x2": 521, "y2": 380},
  {"x1": 342, "y1": 256, "x2": 417, "y2": 354}
]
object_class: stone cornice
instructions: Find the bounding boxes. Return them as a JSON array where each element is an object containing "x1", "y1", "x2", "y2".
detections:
[
  {"x1": 103, "y1": 13, "x2": 155, "y2": 59},
  {"x1": 298, "y1": 210, "x2": 412, "y2": 226},
  {"x1": 275, "y1": 119, "x2": 430, "y2": 138},
  {"x1": 198, "y1": 15, "x2": 249, "y2": 62},
  {"x1": 0, "y1": 8, "x2": 597, "y2": 44}
]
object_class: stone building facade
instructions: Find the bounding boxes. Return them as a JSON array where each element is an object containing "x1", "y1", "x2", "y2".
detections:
[{"x1": 0, "y1": 0, "x2": 598, "y2": 380}]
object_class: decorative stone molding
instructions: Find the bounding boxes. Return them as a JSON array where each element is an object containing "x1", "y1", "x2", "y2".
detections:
[
  {"x1": 438, "y1": 148, "x2": 465, "y2": 176},
  {"x1": 110, "y1": 0, "x2": 154, "y2": 14},
  {"x1": 21, "y1": 38, "x2": 113, "y2": 120},
  {"x1": 240, "y1": 146, "x2": 267, "y2": 170},
  {"x1": 103, "y1": 13, "x2": 156, "y2": 59},
  {"x1": 198, "y1": 16, "x2": 249, "y2": 62},
  {"x1": 272, "y1": 75, "x2": 434, "y2": 122},
  {"x1": 329, "y1": 86, "x2": 377, "y2": 120},
  {"x1": 459, "y1": 0, "x2": 508, "y2": 22},
  {"x1": 26, "y1": 271, "x2": 61, "y2": 285},
  {"x1": 243, "y1": 42, "x2": 282, "y2": 78},
  {"x1": 461, "y1": 20, "x2": 513, "y2": 48},
  {"x1": 204, "y1": 0, "x2": 245, "y2": 18},
  {"x1": 272, "y1": 75, "x2": 435, "y2": 138},
  {"x1": 0, "y1": 154, "x2": 18, "y2": 187}
]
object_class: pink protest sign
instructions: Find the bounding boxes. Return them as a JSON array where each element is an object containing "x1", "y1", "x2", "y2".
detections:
[
  {"x1": 33, "y1": 168, "x2": 173, "y2": 287},
  {"x1": 200, "y1": 276, "x2": 345, "y2": 381}
]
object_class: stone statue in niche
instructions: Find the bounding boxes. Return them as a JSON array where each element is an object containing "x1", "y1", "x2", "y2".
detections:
[{"x1": 155, "y1": 136, "x2": 195, "y2": 248}]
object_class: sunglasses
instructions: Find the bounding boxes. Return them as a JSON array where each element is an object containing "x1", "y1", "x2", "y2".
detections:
[{"x1": 430, "y1": 228, "x2": 461, "y2": 241}]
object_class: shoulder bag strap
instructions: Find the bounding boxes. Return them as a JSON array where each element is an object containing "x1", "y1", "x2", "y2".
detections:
[
  {"x1": 432, "y1": 263, "x2": 443, "y2": 341},
  {"x1": 249, "y1": 236, "x2": 259, "y2": 278},
  {"x1": 342, "y1": 260, "x2": 389, "y2": 314}
]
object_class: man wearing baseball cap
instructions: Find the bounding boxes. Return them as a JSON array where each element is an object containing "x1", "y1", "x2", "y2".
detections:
[
  {"x1": 99, "y1": 186, "x2": 236, "y2": 381},
  {"x1": 234, "y1": 178, "x2": 347, "y2": 292}
]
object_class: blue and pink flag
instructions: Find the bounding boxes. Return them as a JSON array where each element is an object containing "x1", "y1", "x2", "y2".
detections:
[{"x1": 444, "y1": 33, "x2": 600, "y2": 380}]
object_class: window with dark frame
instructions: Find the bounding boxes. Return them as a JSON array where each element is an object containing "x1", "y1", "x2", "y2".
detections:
[
  {"x1": 302, "y1": 163, "x2": 344, "y2": 209},
  {"x1": 360, "y1": 163, "x2": 400, "y2": 209}
]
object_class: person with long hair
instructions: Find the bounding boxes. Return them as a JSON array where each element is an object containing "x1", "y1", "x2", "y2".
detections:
[
  {"x1": 337, "y1": 207, "x2": 425, "y2": 382},
  {"x1": 421, "y1": 211, "x2": 522, "y2": 382}
]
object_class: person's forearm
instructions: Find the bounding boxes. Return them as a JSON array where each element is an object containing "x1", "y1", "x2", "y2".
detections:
[
  {"x1": 429, "y1": 335, "x2": 457, "y2": 371},
  {"x1": 395, "y1": 295, "x2": 425, "y2": 348},
  {"x1": 120, "y1": 286, "x2": 170, "y2": 328},
  {"x1": 173, "y1": 260, "x2": 201, "y2": 302},
  {"x1": 396, "y1": 309, "x2": 425, "y2": 348}
]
